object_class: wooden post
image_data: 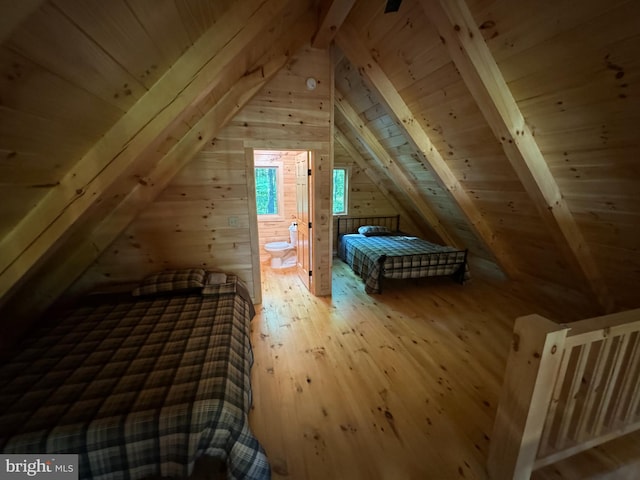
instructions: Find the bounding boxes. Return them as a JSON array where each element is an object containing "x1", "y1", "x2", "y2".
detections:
[{"x1": 487, "y1": 315, "x2": 568, "y2": 480}]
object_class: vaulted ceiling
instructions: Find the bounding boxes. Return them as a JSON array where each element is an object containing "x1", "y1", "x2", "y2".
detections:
[{"x1": 1, "y1": 0, "x2": 639, "y2": 318}]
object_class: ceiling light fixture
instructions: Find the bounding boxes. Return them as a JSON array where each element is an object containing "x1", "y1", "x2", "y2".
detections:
[{"x1": 306, "y1": 77, "x2": 317, "y2": 90}]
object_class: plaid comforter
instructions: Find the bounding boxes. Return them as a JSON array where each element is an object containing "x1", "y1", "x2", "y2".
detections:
[
  {"x1": 0, "y1": 284, "x2": 269, "y2": 479},
  {"x1": 338, "y1": 234, "x2": 468, "y2": 293}
]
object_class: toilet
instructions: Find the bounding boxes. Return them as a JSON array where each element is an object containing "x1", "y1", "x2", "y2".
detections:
[{"x1": 264, "y1": 223, "x2": 297, "y2": 268}]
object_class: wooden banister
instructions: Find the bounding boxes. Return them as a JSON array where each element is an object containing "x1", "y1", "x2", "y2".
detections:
[
  {"x1": 487, "y1": 314, "x2": 568, "y2": 480},
  {"x1": 489, "y1": 308, "x2": 640, "y2": 479}
]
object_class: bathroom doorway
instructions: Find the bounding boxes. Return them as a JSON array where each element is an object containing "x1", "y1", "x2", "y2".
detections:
[{"x1": 253, "y1": 149, "x2": 312, "y2": 291}]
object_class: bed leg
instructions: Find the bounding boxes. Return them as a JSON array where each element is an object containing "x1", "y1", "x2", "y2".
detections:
[
  {"x1": 455, "y1": 266, "x2": 465, "y2": 284},
  {"x1": 455, "y1": 250, "x2": 469, "y2": 285},
  {"x1": 379, "y1": 255, "x2": 387, "y2": 293},
  {"x1": 452, "y1": 268, "x2": 460, "y2": 284},
  {"x1": 453, "y1": 260, "x2": 467, "y2": 284}
]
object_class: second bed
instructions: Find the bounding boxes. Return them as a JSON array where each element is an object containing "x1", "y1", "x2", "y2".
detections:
[{"x1": 337, "y1": 216, "x2": 469, "y2": 293}]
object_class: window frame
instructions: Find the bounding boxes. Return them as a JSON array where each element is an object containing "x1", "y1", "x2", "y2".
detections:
[
  {"x1": 332, "y1": 167, "x2": 349, "y2": 216},
  {"x1": 254, "y1": 160, "x2": 285, "y2": 221}
]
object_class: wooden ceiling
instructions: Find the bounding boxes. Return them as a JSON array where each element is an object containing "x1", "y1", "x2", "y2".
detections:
[
  {"x1": 1, "y1": 0, "x2": 638, "y2": 315},
  {"x1": 333, "y1": 0, "x2": 639, "y2": 311}
]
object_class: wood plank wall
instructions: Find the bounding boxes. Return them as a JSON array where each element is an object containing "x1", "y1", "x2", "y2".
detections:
[
  {"x1": 333, "y1": 140, "x2": 395, "y2": 218},
  {"x1": 74, "y1": 45, "x2": 334, "y2": 299},
  {"x1": 333, "y1": 137, "x2": 424, "y2": 238}
]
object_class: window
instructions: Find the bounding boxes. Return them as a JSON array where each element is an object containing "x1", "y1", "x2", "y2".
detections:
[
  {"x1": 254, "y1": 158, "x2": 285, "y2": 218},
  {"x1": 333, "y1": 168, "x2": 348, "y2": 215},
  {"x1": 255, "y1": 166, "x2": 280, "y2": 215},
  {"x1": 255, "y1": 167, "x2": 278, "y2": 215}
]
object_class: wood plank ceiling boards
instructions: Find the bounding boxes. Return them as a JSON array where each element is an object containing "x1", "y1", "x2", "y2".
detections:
[
  {"x1": 6, "y1": 55, "x2": 294, "y2": 322},
  {"x1": 336, "y1": 21, "x2": 520, "y2": 279},
  {"x1": 0, "y1": 0, "x2": 302, "y2": 302},
  {"x1": 419, "y1": 0, "x2": 616, "y2": 313},
  {"x1": 335, "y1": 89, "x2": 458, "y2": 247},
  {"x1": 334, "y1": 127, "x2": 432, "y2": 239},
  {"x1": 2, "y1": 0, "x2": 637, "y2": 322},
  {"x1": 0, "y1": 1, "x2": 315, "y2": 321}
]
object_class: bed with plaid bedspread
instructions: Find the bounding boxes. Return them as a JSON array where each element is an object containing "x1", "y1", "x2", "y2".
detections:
[
  {"x1": 0, "y1": 281, "x2": 269, "y2": 479},
  {"x1": 338, "y1": 233, "x2": 468, "y2": 293}
]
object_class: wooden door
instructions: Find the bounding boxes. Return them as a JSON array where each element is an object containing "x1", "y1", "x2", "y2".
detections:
[{"x1": 295, "y1": 151, "x2": 312, "y2": 290}]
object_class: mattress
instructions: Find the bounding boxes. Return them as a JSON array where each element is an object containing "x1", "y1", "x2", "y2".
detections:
[{"x1": 0, "y1": 282, "x2": 269, "y2": 479}]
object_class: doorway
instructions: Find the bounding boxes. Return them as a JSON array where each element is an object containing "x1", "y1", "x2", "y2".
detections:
[{"x1": 252, "y1": 149, "x2": 313, "y2": 292}]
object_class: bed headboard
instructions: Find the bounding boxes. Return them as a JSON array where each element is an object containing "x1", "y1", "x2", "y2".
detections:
[{"x1": 336, "y1": 215, "x2": 401, "y2": 238}]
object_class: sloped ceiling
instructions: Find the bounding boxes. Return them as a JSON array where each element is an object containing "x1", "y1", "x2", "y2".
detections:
[
  {"x1": 331, "y1": 0, "x2": 639, "y2": 311},
  {"x1": 1, "y1": 0, "x2": 639, "y2": 319},
  {"x1": 0, "y1": 0, "x2": 317, "y2": 310}
]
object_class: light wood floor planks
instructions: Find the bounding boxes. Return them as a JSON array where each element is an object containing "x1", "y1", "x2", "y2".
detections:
[{"x1": 247, "y1": 260, "x2": 640, "y2": 480}]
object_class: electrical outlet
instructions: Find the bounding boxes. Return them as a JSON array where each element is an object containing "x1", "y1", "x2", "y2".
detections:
[{"x1": 228, "y1": 216, "x2": 238, "y2": 227}]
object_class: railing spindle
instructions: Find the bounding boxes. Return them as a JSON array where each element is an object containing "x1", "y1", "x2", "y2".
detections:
[
  {"x1": 575, "y1": 338, "x2": 612, "y2": 442},
  {"x1": 538, "y1": 347, "x2": 572, "y2": 456},
  {"x1": 555, "y1": 343, "x2": 590, "y2": 449},
  {"x1": 592, "y1": 334, "x2": 629, "y2": 437},
  {"x1": 614, "y1": 333, "x2": 640, "y2": 425}
]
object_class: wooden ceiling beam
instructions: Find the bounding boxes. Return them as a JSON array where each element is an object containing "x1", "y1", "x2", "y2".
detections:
[
  {"x1": 335, "y1": 89, "x2": 458, "y2": 247},
  {"x1": 334, "y1": 127, "x2": 432, "y2": 239},
  {"x1": 312, "y1": 0, "x2": 356, "y2": 49},
  {"x1": 335, "y1": 22, "x2": 520, "y2": 279},
  {"x1": 420, "y1": 0, "x2": 614, "y2": 312},
  {"x1": 0, "y1": 0, "x2": 295, "y2": 300}
]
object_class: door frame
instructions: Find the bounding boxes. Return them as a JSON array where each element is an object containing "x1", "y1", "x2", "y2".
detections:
[{"x1": 246, "y1": 147, "x2": 318, "y2": 301}]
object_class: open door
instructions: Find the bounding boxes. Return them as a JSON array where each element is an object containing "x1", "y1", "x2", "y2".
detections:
[{"x1": 295, "y1": 151, "x2": 312, "y2": 290}]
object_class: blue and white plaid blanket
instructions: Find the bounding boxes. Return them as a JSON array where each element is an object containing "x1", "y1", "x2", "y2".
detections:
[
  {"x1": 338, "y1": 234, "x2": 468, "y2": 293},
  {"x1": 0, "y1": 284, "x2": 269, "y2": 479}
]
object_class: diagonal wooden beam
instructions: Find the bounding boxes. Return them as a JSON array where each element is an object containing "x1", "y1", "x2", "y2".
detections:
[
  {"x1": 420, "y1": 0, "x2": 614, "y2": 312},
  {"x1": 0, "y1": 5, "x2": 317, "y2": 322},
  {"x1": 335, "y1": 22, "x2": 519, "y2": 279},
  {"x1": 0, "y1": 0, "x2": 295, "y2": 300},
  {"x1": 335, "y1": 89, "x2": 458, "y2": 247},
  {"x1": 312, "y1": 0, "x2": 356, "y2": 49},
  {"x1": 0, "y1": 50, "x2": 295, "y2": 326},
  {"x1": 0, "y1": 0, "x2": 44, "y2": 43},
  {"x1": 334, "y1": 127, "x2": 432, "y2": 239}
]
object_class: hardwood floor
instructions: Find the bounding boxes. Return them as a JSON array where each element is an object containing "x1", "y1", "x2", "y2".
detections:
[{"x1": 247, "y1": 260, "x2": 640, "y2": 479}]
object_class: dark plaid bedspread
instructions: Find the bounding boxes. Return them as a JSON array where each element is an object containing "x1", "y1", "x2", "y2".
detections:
[
  {"x1": 0, "y1": 287, "x2": 269, "y2": 480},
  {"x1": 338, "y1": 234, "x2": 468, "y2": 293}
]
